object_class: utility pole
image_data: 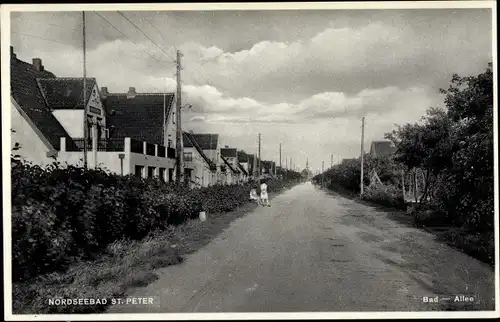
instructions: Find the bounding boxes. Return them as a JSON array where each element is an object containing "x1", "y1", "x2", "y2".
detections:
[
  {"x1": 175, "y1": 49, "x2": 183, "y2": 187},
  {"x1": 360, "y1": 116, "x2": 365, "y2": 196},
  {"x1": 279, "y1": 143, "x2": 282, "y2": 177},
  {"x1": 331, "y1": 153, "x2": 333, "y2": 169},
  {"x1": 258, "y1": 133, "x2": 261, "y2": 176},
  {"x1": 82, "y1": 11, "x2": 88, "y2": 169},
  {"x1": 322, "y1": 160, "x2": 325, "y2": 187}
]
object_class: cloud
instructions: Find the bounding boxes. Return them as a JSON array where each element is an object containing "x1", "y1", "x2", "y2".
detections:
[{"x1": 10, "y1": 9, "x2": 492, "y2": 171}]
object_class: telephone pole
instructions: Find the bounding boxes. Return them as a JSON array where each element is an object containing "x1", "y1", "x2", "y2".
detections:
[
  {"x1": 322, "y1": 161, "x2": 325, "y2": 187},
  {"x1": 331, "y1": 153, "x2": 333, "y2": 168},
  {"x1": 360, "y1": 116, "x2": 365, "y2": 196},
  {"x1": 82, "y1": 11, "x2": 88, "y2": 169},
  {"x1": 258, "y1": 133, "x2": 261, "y2": 176},
  {"x1": 279, "y1": 143, "x2": 282, "y2": 176},
  {"x1": 175, "y1": 50, "x2": 183, "y2": 187}
]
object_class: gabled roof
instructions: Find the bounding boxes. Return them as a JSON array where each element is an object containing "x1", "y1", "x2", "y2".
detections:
[
  {"x1": 237, "y1": 162, "x2": 248, "y2": 176},
  {"x1": 370, "y1": 140, "x2": 396, "y2": 157},
  {"x1": 221, "y1": 147, "x2": 237, "y2": 158},
  {"x1": 191, "y1": 134, "x2": 218, "y2": 150},
  {"x1": 104, "y1": 92, "x2": 175, "y2": 145},
  {"x1": 10, "y1": 52, "x2": 78, "y2": 151},
  {"x1": 183, "y1": 131, "x2": 216, "y2": 171},
  {"x1": 237, "y1": 151, "x2": 250, "y2": 163},
  {"x1": 221, "y1": 156, "x2": 239, "y2": 174},
  {"x1": 37, "y1": 77, "x2": 96, "y2": 109}
]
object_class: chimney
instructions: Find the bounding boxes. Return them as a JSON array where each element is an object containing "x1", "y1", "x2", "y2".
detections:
[
  {"x1": 101, "y1": 87, "x2": 109, "y2": 99},
  {"x1": 225, "y1": 145, "x2": 229, "y2": 148},
  {"x1": 32, "y1": 58, "x2": 44, "y2": 71},
  {"x1": 127, "y1": 87, "x2": 136, "y2": 99},
  {"x1": 10, "y1": 46, "x2": 16, "y2": 59}
]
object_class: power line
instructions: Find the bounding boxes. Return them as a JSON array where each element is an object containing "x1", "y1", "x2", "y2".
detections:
[
  {"x1": 93, "y1": 11, "x2": 171, "y2": 68},
  {"x1": 11, "y1": 32, "x2": 70, "y2": 46},
  {"x1": 117, "y1": 11, "x2": 176, "y2": 63}
]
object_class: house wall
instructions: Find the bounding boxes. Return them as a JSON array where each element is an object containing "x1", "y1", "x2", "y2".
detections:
[
  {"x1": 129, "y1": 152, "x2": 175, "y2": 178},
  {"x1": 52, "y1": 84, "x2": 107, "y2": 139},
  {"x1": 184, "y1": 146, "x2": 216, "y2": 188},
  {"x1": 11, "y1": 102, "x2": 57, "y2": 167},
  {"x1": 164, "y1": 99, "x2": 177, "y2": 149},
  {"x1": 52, "y1": 110, "x2": 85, "y2": 138},
  {"x1": 57, "y1": 151, "x2": 126, "y2": 175}
]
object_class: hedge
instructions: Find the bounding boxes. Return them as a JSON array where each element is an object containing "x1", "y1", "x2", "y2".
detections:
[{"x1": 11, "y1": 159, "x2": 298, "y2": 282}]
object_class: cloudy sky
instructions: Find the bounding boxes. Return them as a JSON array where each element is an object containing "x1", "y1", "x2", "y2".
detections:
[{"x1": 10, "y1": 7, "x2": 493, "y2": 172}]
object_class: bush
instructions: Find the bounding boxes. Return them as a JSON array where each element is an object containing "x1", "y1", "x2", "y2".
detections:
[
  {"x1": 361, "y1": 184, "x2": 405, "y2": 209},
  {"x1": 12, "y1": 160, "x2": 298, "y2": 282}
]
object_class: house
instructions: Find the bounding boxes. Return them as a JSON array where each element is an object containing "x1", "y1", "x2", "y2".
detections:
[
  {"x1": 341, "y1": 158, "x2": 358, "y2": 165},
  {"x1": 247, "y1": 153, "x2": 261, "y2": 178},
  {"x1": 9, "y1": 47, "x2": 178, "y2": 179},
  {"x1": 261, "y1": 160, "x2": 276, "y2": 176},
  {"x1": 101, "y1": 87, "x2": 177, "y2": 180},
  {"x1": 369, "y1": 140, "x2": 396, "y2": 158},
  {"x1": 186, "y1": 133, "x2": 223, "y2": 184},
  {"x1": 237, "y1": 151, "x2": 250, "y2": 181},
  {"x1": 182, "y1": 131, "x2": 217, "y2": 187},
  {"x1": 221, "y1": 146, "x2": 243, "y2": 184},
  {"x1": 10, "y1": 47, "x2": 78, "y2": 166}
]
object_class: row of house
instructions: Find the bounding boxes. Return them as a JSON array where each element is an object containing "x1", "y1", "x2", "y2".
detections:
[{"x1": 9, "y1": 47, "x2": 276, "y2": 188}]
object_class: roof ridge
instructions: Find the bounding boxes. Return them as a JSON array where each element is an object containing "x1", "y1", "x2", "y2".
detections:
[
  {"x1": 106, "y1": 92, "x2": 175, "y2": 96},
  {"x1": 39, "y1": 77, "x2": 97, "y2": 81}
]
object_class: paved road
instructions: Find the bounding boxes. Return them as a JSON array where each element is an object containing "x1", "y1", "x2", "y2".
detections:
[{"x1": 108, "y1": 182, "x2": 495, "y2": 313}]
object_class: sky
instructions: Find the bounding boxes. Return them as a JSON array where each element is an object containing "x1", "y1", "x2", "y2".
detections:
[{"x1": 10, "y1": 7, "x2": 493, "y2": 173}]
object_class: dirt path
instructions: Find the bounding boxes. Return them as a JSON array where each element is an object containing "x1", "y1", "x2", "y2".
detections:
[{"x1": 108, "y1": 182, "x2": 495, "y2": 312}]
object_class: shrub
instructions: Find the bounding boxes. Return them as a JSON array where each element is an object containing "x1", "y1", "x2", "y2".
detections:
[
  {"x1": 362, "y1": 184, "x2": 405, "y2": 209},
  {"x1": 12, "y1": 160, "x2": 298, "y2": 282}
]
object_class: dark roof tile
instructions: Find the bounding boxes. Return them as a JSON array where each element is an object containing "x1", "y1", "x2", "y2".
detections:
[
  {"x1": 10, "y1": 55, "x2": 78, "y2": 151},
  {"x1": 37, "y1": 78, "x2": 96, "y2": 109},
  {"x1": 104, "y1": 93, "x2": 175, "y2": 145},
  {"x1": 191, "y1": 134, "x2": 219, "y2": 150},
  {"x1": 370, "y1": 140, "x2": 396, "y2": 157},
  {"x1": 221, "y1": 148, "x2": 237, "y2": 158}
]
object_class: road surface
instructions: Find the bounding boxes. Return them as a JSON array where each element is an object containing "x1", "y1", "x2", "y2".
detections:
[{"x1": 108, "y1": 182, "x2": 495, "y2": 312}]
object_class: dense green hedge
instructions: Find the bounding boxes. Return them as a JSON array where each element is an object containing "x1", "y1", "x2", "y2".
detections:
[
  {"x1": 11, "y1": 159, "x2": 297, "y2": 282},
  {"x1": 312, "y1": 64, "x2": 494, "y2": 264}
]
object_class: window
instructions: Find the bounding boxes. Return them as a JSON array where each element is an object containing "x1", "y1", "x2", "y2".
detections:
[
  {"x1": 172, "y1": 112, "x2": 175, "y2": 124},
  {"x1": 134, "y1": 165, "x2": 144, "y2": 177},
  {"x1": 168, "y1": 139, "x2": 173, "y2": 148},
  {"x1": 168, "y1": 168, "x2": 174, "y2": 182},
  {"x1": 147, "y1": 166, "x2": 155, "y2": 178},
  {"x1": 184, "y1": 152, "x2": 193, "y2": 162},
  {"x1": 159, "y1": 168, "x2": 166, "y2": 182}
]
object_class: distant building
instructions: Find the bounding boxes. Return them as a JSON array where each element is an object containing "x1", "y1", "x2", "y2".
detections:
[
  {"x1": 369, "y1": 140, "x2": 396, "y2": 158},
  {"x1": 341, "y1": 158, "x2": 358, "y2": 165},
  {"x1": 237, "y1": 151, "x2": 250, "y2": 181},
  {"x1": 186, "y1": 133, "x2": 223, "y2": 184},
  {"x1": 221, "y1": 146, "x2": 243, "y2": 184},
  {"x1": 183, "y1": 131, "x2": 217, "y2": 187}
]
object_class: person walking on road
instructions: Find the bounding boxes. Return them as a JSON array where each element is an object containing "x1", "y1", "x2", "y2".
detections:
[{"x1": 260, "y1": 179, "x2": 270, "y2": 207}]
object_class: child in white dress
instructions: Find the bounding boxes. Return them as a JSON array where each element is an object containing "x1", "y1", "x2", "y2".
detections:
[{"x1": 260, "y1": 180, "x2": 270, "y2": 207}]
